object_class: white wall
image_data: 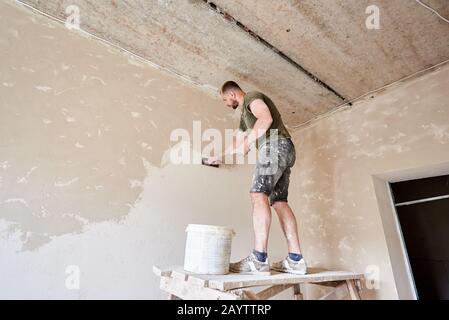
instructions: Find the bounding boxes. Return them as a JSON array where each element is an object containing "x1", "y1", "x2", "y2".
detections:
[
  {"x1": 4, "y1": 0, "x2": 447, "y2": 300},
  {"x1": 0, "y1": 1, "x2": 290, "y2": 299},
  {"x1": 288, "y1": 62, "x2": 449, "y2": 299}
]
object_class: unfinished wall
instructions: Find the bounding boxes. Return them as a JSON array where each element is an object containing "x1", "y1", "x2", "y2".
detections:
[
  {"x1": 289, "y1": 62, "x2": 449, "y2": 299},
  {"x1": 3, "y1": 0, "x2": 448, "y2": 300},
  {"x1": 0, "y1": 1, "x2": 292, "y2": 299}
]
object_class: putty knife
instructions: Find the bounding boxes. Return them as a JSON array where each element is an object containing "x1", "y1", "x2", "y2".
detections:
[{"x1": 202, "y1": 157, "x2": 219, "y2": 168}]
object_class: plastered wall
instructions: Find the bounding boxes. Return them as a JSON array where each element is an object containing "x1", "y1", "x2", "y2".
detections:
[
  {"x1": 289, "y1": 62, "x2": 449, "y2": 299},
  {"x1": 0, "y1": 1, "x2": 291, "y2": 299},
  {"x1": 2, "y1": 0, "x2": 448, "y2": 300}
]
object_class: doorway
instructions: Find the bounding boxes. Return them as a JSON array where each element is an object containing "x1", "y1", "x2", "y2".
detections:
[{"x1": 390, "y1": 175, "x2": 449, "y2": 300}]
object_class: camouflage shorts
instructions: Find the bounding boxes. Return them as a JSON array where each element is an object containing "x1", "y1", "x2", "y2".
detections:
[{"x1": 250, "y1": 138, "x2": 296, "y2": 205}]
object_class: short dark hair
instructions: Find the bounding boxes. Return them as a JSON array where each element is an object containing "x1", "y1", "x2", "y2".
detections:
[{"x1": 220, "y1": 81, "x2": 242, "y2": 94}]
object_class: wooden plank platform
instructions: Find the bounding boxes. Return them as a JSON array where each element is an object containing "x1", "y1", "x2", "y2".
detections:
[{"x1": 153, "y1": 265, "x2": 364, "y2": 300}]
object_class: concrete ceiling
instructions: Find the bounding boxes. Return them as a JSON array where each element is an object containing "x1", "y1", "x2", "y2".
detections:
[{"x1": 18, "y1": 0, "x2": 449, "y2": 127}]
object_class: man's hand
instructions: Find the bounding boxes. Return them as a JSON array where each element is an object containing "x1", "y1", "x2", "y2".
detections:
[
  {"x1": 235, "y1": 139, "x2": 251, "y2": 156},
  {"x1": 204, "y1": 155, "x2": 222, "y2": 165}
]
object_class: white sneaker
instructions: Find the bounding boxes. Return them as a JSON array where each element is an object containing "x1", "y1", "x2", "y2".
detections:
[
  {"x1": 271, "y1": 256, "x2": 307, "y2": 275},
  {"x1": 229, "y1": 253, "x2": 271, "y2": 275}
]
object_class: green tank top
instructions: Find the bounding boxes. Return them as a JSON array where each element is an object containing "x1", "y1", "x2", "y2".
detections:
[{"x1": 239, "y1": 91, "x2": 291, "y2": 148}]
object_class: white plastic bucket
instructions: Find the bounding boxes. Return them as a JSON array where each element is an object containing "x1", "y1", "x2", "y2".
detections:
[{"x1": 184, "y1": 224, "x2": 235, "y2": 275}]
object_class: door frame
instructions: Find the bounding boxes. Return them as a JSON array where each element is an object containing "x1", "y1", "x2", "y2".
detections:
[{"x1": 371, "y1": 160, "x2": 449, "y2": 300}]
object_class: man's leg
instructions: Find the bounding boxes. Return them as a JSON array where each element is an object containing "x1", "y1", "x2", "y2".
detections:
[
  {"x1": 272, "y1": 201, "x2": 301, "y2": 254},
  {"x1": 250, "y1": 192, "x2": 272, "y2": 253},
  {"x1": 228, "y1": 190, "x2": 271, "y2": 274},
  {"x1": 270, "y1": 200, "x2": 307, "y2": 274},
  {"x1": 268, "y1": 140, "x2": 307, "y2": 274},
  {"x1": 229, "y1": 138, "x2": 295, "y2": 274},
  {"x1": 228, "y1": 142, "x2": 277, "y2": 274},
  {"x1": 270, "y1": 201, "x2": 307, "y2": 274}
]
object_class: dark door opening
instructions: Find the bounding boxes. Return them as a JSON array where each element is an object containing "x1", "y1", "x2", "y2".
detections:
[{"x1": 390, "y1": 174, "x2": 449, "y2": 300}]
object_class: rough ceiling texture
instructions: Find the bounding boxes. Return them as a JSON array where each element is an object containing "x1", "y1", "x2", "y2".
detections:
[{"x1": 17, "y1": 0, "x2": 449, "y2": 126}]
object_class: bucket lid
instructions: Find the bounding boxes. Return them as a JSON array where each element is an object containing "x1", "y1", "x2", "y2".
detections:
[{"x1": 185, "y1": 224, "x2": 235, "y2": 236}]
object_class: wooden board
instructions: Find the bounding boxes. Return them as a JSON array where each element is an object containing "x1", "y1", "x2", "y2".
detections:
[
  {"x1": 160, "y1": 276, "x2": 240, "y2": 300},
  {"x1": 154, "y1": 265, "x2": 364, "y2": 291}
]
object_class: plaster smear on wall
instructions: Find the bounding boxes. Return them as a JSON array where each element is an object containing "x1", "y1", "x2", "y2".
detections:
[
  {"x1": 0, "y1": 158, "x2": 257, "y2": 299},
  {"x1": 290, "y1": 63, "x2": 449, "y2": 299},
  {"x1": 0, "y1": 1, "x2": 294, "y2": 299},
  {"x1": 0, "y1": 1, "x2": 237, "y2": 251}
]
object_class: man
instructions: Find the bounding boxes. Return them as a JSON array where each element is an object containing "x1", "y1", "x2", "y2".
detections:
[{"x1": 205, "y1": 81, "x2": 307, "y2": 275}]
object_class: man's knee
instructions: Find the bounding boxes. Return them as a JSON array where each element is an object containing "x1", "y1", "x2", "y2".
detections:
[
  {"x1": 250, "y1": 192, "x2": 269, "y2": 205},
  {"x1": 272, "y1": 200, "x2": 289, "y2": 211}
]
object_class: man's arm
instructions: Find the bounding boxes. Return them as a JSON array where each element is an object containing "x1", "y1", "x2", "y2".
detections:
[
  {"x1": 206, "y1": 129, "x2": 247, "y2": 165},
  {"x1": 205, "y1": 99, "x2": 272, "y2": 164},
  {"x1": 238, "y1": 99, "x2": 273, "y2": 154},
  {"x1": 231, "y1": 129, "x2": 248, "y2": 155}
]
